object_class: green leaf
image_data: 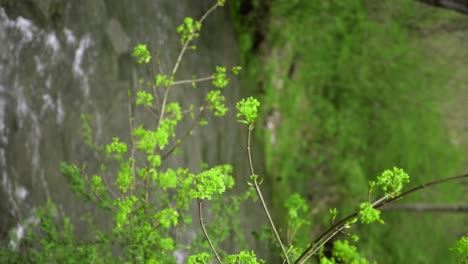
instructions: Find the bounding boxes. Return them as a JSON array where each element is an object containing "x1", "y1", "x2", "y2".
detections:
[
  {"x1": 187, "y1": 252, "x2": 210, "y2": 264},
  {"x1": 154, "y1": 208, "x2": 179, "y2": 229},
  {"x1": 105, "y1": 137, "x2": 128, "y2": 160},
  {"x1": 136, "y1": 91, "x2": 154, "y2": 106},
  {"x1": 206, "y1": 90, "x2": 228, "y2": 116},
  {"x1": 331, "y1": 240, "x2": 370, "y2": 264},
  {"x1": 225, "y1": 250, "x2": 262, "y2": 264},
  {"x1": 358, "y1": 202, "x2": 384, "y2": 225},
  {"x1": 190, "y1": 165, "x2": 234, "y2": 200},
  {"x1": 236, "y1": 97, "x2": 260, "y2": 124},
  {"x1": 376, "y1": 167, "x2": 410, "y2": 198},
  {"x1": 132, "y1": 44, "x2": 151, "y2": 64},
  {"x1": 212, "y1": 66, "x2": 229, "y2": 88},
  {"x1": 450, "y1": 235, "x2": 468, "y2": 261},
  {"x1": 231, "y1": 66, "x2": 242, "y2": 75}
]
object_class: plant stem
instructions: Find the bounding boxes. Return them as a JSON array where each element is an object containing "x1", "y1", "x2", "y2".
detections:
[
  {"x1": 171, "y1": 76, "x2": 214, "y2": 86},
  {"x1": 158, "y1": 2, "x2": 219, "y2": 129},
  {"x1": 295, "y1": 172, "x2": 468, "y2": 264},
  {"x1": 381, "y1": 203, "x2": 468, "y2": 212},
  {"x1": 247, "y1": 124, "x2": 291, "y2": 264},
  {"x1": 198, "y1": 198, "x2": 223, "y2": 264}
]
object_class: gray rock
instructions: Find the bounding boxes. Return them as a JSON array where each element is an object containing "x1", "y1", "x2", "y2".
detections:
[{"x1": 106, "y1": 18, "x2": 129, "y2": 54}]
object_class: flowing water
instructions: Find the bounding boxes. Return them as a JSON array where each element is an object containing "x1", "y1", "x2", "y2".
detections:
[{"x1": 0, "y1": 0, "x2": 269, "y2": 260}]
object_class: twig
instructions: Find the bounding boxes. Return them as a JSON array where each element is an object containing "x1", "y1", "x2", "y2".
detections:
[
  {"x1": 381, "y1": 203, "x2": 468, "y2": 213},
  {"x1": 171, "y1": 76, "x2": 214, "y2": 86},
  {"x1": 198, "y1": 198, "x2": 223, "y2": 264},
  {"x1": 158, "y1": 2, "x2": 220, "y2": 129},
  {"x1": 295, "y1": 172, "x2": 468, "y2": 264},
  {"x1": 247, "y1": 124, "x2": 291, "y2": 264}
]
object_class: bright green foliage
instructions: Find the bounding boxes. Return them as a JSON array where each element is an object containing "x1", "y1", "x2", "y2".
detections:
[
  {"x1": 191, "y1": 165, "x2": 234, "y2": 200},
  {"x1": 232, "y1": 66, "x2": 242, "y2": 75},
  {"x1": 60, "y1": 162, "x2": 89, "y2": 199},
  {"x1": 320, "y1": 240, "x2": 371, "y2": 264},
  {"x1": 225, "y1": 250, "x2": 263, "y2": 264},
  {"x1": 320, "y1": 257, "x2": 335, "y2": 264},
  {"x1": 132, "y1": 44, "x2": 151, "y2": 64},
  {"x1": 187, "y1": 252, "x2": 210, "y2": 264},
  {"x1": 155, "y1": 74, "x2": 172, "y2": 87},
  {"x1": 206, "y1": 90, "x2": 228, "y2": 116},
  {"x1": 133, "y1": 104, "x2": 182, "y2": 151},
  {"x1": 236, "y1": 97, "x2": 260, "y2": 124},
  {"x1": 450, "y1": 236, "x2": 468, "y2": 263},
  {"x1": 114, "y1": 195, "x2": 137, "y2": 231},
  {"x1": 147, "y1": 154, "x2": 161, "y2": 168},
  {"x1": 106, "y1": 137, "x2": 128, "y2": 160},
  {"x1": 359, "y1": 202, "x2": 383, "y2": 225},
  {"x1": 217, "y1": 0, "x2": 225, "y2": 6},
  {"x1": 177, "y1": 17, "x2": 201, "y2": 43},
  {"x1": 154, "y1": 208, "x2": 179, "y2": 229},
  {"x1": 136, "y1": 90, "x2": 154, "y2": 106},
  {"x1": 2, "y1": 4, "x2": 254, "y2": 264},
  {"x1": 90, "y1": 175, "x2": 106, "y2": 195},
  {"x1": 116, "y1": 159, "x2": 134, "y2": 193},
  {"x1": 157, "y1": 168, "x2": 178, "y2": 189},
  {"x1": 173, "y1": 169, "x2": 195, "y2": 209},
  {"x1": 285, "y1": 193, "x2": 310, "y2": 227},
  {"x1": 166, "y1": 102, "x2": 183, "y2": 120},
  {"x1": 1, "y1": 199, "x2": 107, "y2": 263},
  {"x1": 375, "y1": 167, "x2": 410, "y2": 198},
  {"x1": 133, "y1": 125, "x2": 161, "y2": 152},
  {"x1": 212, "y1": 66, "x2": 229, "y2": 88}
]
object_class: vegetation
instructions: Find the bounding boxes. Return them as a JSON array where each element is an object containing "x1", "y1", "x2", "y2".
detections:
[
  {"x1": 1, "y1": 1, "x2": 467, "y2": 263},
  {"x1": 231, "y1": 0, "x2": 467, "y2": 263}
]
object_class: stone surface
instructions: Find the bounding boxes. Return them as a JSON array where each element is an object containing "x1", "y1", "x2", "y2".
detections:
[{"x1": 106, "y1": 18, "x2": 129, "y2": 54}]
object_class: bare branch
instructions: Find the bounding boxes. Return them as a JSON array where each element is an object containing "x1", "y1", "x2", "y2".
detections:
[
  {"x1": 198, "y1": 198, "x2": 223, "y2": 264},
  {"x1": 381, "y1": 203, "x2": 468, "y2": 213},
  {"x1": 247, "y1": 124, "x2": 291, "y2": 264},
  {"x1": 418, "y1": 0, "x2": 468, "y2": 15}
]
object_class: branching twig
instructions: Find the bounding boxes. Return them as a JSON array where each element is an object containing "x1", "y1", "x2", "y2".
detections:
[
  {"x1": 247, "y1": 124, "x2": 291, "y2": 264},
  {"x1": 295, "y1": 172, "x2": 468, "y2": 264},
  {"x1": 158, "y1": 2, "x2": 220, "y2": 129},
  {"x1": 198, "y1": 198, "x2": 223, "y2": 264}
]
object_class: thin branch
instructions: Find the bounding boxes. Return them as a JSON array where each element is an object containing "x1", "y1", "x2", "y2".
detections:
[
  {"x1": 157, "y1": 2, "x2": 220, "y2": 129},
  {"x1": 198, "y1": 198, "x2": 223, "y2": 264},
  {"x1": 128, "y1": 93, "x2": 137, "y2": 203},
  {"x1": 295, "y1": 172, "x2": 468, "y2": 264},
  {"x1": 247, "y1": 124, "x2": 291, "y2": 264},
  {"x1": 381, "y1": 203, "x2": 468, "y2": 212},
  {"x1": 199, "y1": 3, "x2": 220, "y2": 24},
  {"x1": 302, "y1": 225, "x2": 345, "y2": 261},
  {"x1": 171, "y1": 76, "x2": 214, "y2": 86}
]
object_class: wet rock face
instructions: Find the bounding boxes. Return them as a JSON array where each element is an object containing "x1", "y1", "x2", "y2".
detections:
[{"x1": 0, "y1": 0, "x2": 264, "y2": 254}]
